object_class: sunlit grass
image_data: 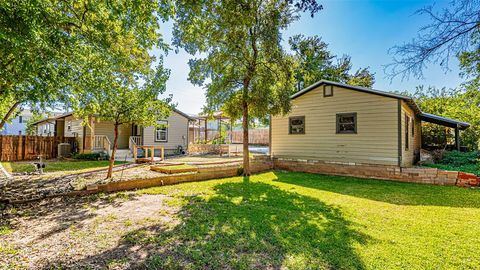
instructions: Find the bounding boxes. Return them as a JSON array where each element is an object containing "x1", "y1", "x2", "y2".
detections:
[{"x1": 135, "y1": 171, "x2": 480, "y2": 269}]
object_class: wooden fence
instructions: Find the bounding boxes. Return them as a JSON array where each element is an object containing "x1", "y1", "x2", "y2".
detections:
[
  {"x1": 190, "y1": 128, "x2": 270, "y2": 145},
  {"x1": 0, "y1": 135, "x2": 76, "y2": 161},
  {"x1": 230, "y1": 129, "x2": 269, "y2": 145}
]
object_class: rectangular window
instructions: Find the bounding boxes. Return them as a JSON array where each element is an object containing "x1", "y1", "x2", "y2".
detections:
[
  {"x1": 19, "y1": 116, "x2": 23, "y2": 123},
  {"x1": 405, "y1": 115, "x2": 409, "y2": 150},
  {"x1": 411, "y1": 118, "x2": 415, "y2": 136},
  {"x1": 289, "y1": 116, "x2": 305, "y2": 134},
  {"x1": 323, "y1": 85, "x2": 333, "y2": 97},
  {"x1": 67, "y1": 121, "x2": 72, "y2": 132},
  {"x1": 336, "y1": 113, "x2": 357, "y2": 134},
  {"x1": 155, "y1": 120, "x2": 168, "y2": 142}
]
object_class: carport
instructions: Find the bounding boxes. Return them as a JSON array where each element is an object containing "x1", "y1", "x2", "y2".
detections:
[{"x1": 419, "y1": 112, "x2": 470, "y2": 151}]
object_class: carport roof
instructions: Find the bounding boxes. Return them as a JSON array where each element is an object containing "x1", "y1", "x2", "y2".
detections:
[{"x1": 420, "y1": 112, "x2": 470, "y2": 130}]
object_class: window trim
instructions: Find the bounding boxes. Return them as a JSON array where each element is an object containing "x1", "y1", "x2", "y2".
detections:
[
  {"x1": 405, "y1": 115, "x2": 410, "y2": 150},
  {"x1": 336, "y1": 112, "x2": 357, "y2": 134},
  {"x1": 323, "y1": 85, "x2": 334, "y2": 97},
  {"x1": 154, "y1": 120, "x2": 168, "y2": 142},
  {"x1": 288, "y1": 116, "x2": 305, "y2": 135},
  {"x1": 411, "y1": 118, "x2": 415, "y2": 137}
]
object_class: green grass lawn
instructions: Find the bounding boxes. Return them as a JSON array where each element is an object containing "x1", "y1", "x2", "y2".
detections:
[
  {"x1": 1, "y1": 160, "x2": 127, "y2": 173},
  {"x1": 134, "y1": 171, "x2": 480, "y2": 269}
]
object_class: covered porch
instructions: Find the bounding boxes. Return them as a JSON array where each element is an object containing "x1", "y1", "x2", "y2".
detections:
[{"x1": 419, "y1": 112, "x2": 470, "y2": 151}]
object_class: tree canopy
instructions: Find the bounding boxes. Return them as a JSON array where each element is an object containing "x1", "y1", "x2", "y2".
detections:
[
  {"x1": 289, "y1": 34, "x2": 375, "y2": 90},
  {"x1": 0, "y1": 0, "x2": 172, "y2": 128},
  {"x1": 411, "y1": 80, "x2": 480, "y2": 150},
  {"x1": 173, "y1": 0, "x2": 321, "y2": 174}
]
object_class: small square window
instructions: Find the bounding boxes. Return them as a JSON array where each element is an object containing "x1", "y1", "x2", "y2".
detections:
[
  {"x1": 323, "y1": 85, "x2": 333, "y2": 97},
  {"x1": 289, "y1": 116, "x2": 305, "y2": 134},
  {"x1": 336, "y1": 113, "x2": 357, "y2": 134}
]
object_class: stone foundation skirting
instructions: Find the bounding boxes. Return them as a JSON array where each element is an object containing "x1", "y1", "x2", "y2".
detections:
[{"x1": 272, "y1": 157, "x2": 479, "y2": 187}]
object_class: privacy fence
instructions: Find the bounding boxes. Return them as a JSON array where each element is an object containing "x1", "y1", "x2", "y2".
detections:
[
  {"x1": 0, "y1": 135, "x2": 76, "y2": 161},
  {"x1": 230, "y1": 129, "x2": 269, "y2": 145}
]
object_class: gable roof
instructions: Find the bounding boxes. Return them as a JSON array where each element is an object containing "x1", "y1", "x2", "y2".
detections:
[
  {"x1": 291, "y1": 79, "x2": 422, "y2": 113},
  {"x1": 173, "y1": 108, "x2": 195, "y2": 120},
  {"x1": 31, "y1": 108, "x2": 194, "y2": 126},
  {"x1": 290, "y1": 79, "x2": 470, "y2": 129}
]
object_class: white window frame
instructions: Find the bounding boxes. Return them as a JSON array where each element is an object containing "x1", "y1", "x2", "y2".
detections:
[{"x1": 155, "y1": 120, "x2": 168, "y2": 142}]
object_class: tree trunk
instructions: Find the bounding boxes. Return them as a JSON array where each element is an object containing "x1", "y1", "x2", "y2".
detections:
[
  {"x1": 242, "y1": 97, "x2": 250, "y2": 176},
  {"x1": 0, "y1": 101, "x2": 21, "y2": 130},
  {"x1": 106, "y1": 123, "x2": 119, "y2": 179}
]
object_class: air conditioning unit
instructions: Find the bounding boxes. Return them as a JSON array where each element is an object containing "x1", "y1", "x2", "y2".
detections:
[{"x1": 58, "y1": 143, "x2": 72, "y2": 158}]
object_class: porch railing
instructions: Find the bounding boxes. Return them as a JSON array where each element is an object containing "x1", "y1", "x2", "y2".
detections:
[
  {"x1": 91, "y1": 135, "x2": 112, "y2": 155},
  {"x1": 129, "y1": 136, "x2": 142, "y2": 154}
]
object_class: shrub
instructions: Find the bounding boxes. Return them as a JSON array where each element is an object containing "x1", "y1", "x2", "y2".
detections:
[
  {"x1": 441, "y1": 151, "x2": 479, "y2": 166},
  {"x1": 73, "y1": 152, "x2": 109, "y2": 160}
]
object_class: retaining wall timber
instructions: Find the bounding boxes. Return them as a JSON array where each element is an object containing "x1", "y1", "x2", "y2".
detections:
[{"x1": 83, "y1": 156, "x2": 274, "y2": 194}]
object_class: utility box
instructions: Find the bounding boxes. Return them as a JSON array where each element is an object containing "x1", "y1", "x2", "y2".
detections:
[{"x1": 58, "y1": 143, "x2": 72, "y2": 158}]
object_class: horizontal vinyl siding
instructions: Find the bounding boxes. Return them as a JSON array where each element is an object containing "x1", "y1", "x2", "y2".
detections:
[
  {"x1": 400, "y1": 101, "x2": 420, "y2": 167},
  {"x1": 271, "y1": 85, "x2": 399, "y2": 165},
  {"x1": 143, "y1": 111, "x2": 189, "y2": 150},
  {"x1": 64, "y1": 116, "x2": 83, "y2": 137},
  {"x1": 94, "y1": 121, "x2": 131, "y2": 149}
]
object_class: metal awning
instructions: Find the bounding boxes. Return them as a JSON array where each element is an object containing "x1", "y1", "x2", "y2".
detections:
[{"x1": 419, "y1": 112, "x2": 470, "y2": 130}]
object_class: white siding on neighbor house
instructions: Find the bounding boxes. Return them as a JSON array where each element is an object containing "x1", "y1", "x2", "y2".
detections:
[
  {"x1": 271, "y1": 85, "x2": 400, "y2": 166},
  {"x1": 1, "y1": 110, "x2": 32, "y2": 135},
  {"x1": 36, "y1": 121, "x2": 56, "y2": 136},
  {"x1": 143, "y1": 111, "x2": 189, "y2": 151},
  {"x1": 63, "y1": 116, "x2": 84, "y2": 137}
]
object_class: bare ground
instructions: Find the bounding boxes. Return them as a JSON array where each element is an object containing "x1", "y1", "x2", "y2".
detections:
[{"x1": 0, "y1": 192, "x2": 180, "y2": 269}]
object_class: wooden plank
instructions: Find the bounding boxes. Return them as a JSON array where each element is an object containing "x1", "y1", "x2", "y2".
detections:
[{"x1": 0, "y1": 135, "x2": 77, "y2": 161}]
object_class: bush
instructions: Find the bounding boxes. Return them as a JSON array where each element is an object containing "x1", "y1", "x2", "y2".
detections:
[
  {"x1": 73, "y1": 152, "x2": 109, "y2": 160},
  {"x1": 441, "y1": 151, "x2": 479, "y2": 166}
]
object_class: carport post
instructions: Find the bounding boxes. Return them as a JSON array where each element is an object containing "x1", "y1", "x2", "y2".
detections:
[{"x1": 455, "y1": 124, "x2": 460, "y2": 151}]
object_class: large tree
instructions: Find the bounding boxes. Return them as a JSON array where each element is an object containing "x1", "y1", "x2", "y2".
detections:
[
  {"x1": 410, "y1": 81, "x2": 480, "y2": 150},
  {"x1": 0, "y1": 0, "x2": 172, "y2": 129},
  {"x1": 387, "y1": 0, "x2": 480, "y2": 79},
  {"x1": 289, "y1": 34, "x2": 375, "y2": 90},
  {"x1": 71, "y1": 62, "x2": 171, "y2": 178},
  {"x1": 173, "y1": 0, "x2": 322, "y2": 175}
]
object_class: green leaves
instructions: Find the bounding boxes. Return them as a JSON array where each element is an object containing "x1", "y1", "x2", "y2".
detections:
[
  {"x1": 289, "y1": 34, "x2": 375, "y2": 90},
  {"x1": 0, "y1": 0, "x2": 173, "y2": 126},
  {"x1": 413, "y1": 81, "x2": 480, "y2": 150}
]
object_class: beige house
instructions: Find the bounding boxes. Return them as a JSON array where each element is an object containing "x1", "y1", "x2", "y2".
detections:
[
  {"x1": 32, "y1": 109, "x2": 193, "y2": 157},
  {"x1": 271, "y1": 80, "x2": 469, "y2": 167}
]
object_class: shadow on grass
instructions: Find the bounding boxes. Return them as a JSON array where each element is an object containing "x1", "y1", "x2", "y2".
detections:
[
  {"x1": 273, "y1": 171, "x2": 480, "y2": 208},
  {"x1": 2, "y1": 192, "x2": 139, "y2": 241},
  {"x1": 45, "y1": 175, "x2": 371, "y2": 269}
]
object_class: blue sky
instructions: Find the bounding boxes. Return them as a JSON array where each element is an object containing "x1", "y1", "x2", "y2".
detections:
[{"x1": 158, "y1": 0, "x2": 462, "y2": 114}]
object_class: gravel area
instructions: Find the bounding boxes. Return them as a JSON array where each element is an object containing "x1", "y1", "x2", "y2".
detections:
[{"x1": 0, "y1": 192, "x2": 179, "y2": 269}]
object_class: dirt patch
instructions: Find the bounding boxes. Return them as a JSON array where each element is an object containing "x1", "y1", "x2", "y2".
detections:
[{"x1": 0, "y1": 192, "x2": 180, "y2": 269}]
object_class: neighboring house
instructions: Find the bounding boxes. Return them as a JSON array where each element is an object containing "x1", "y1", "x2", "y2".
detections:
[
  {"x1": 0, "y1": 110, "x2": 33, "y2": 135},
  {"x1": 31, "y1": 109, "x2": 194, "y2": 156},
  {"x1": 271, "y1": 80, "x2": 470, "y2": 167}
]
